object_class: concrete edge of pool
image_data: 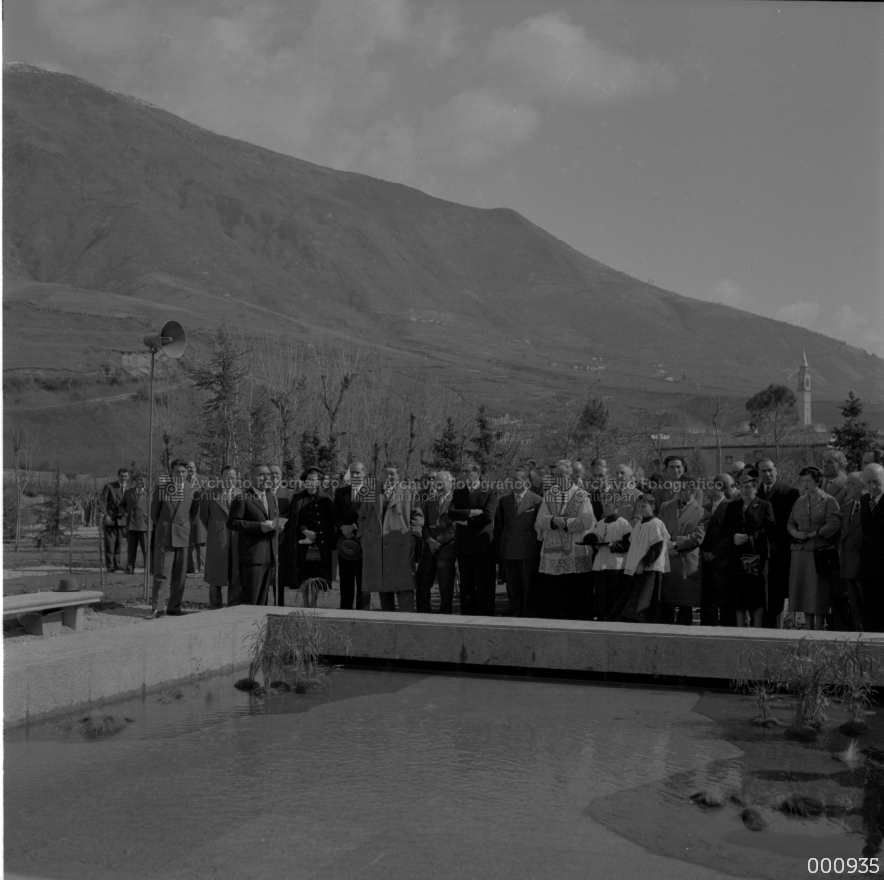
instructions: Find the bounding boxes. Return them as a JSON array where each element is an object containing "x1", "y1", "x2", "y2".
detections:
[{"x1": 5, "y1": 608, "x2": 884, "y2": 726}]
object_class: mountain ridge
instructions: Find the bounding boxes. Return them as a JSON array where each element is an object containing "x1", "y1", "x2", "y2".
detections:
[{"x1": 3, "y1": 62, "x2": 882, "y2": 470}]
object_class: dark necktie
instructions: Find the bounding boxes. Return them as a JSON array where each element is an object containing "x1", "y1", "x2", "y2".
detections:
[{"x1": 871, "y1": 497, "x2": 879, "y2": 514}]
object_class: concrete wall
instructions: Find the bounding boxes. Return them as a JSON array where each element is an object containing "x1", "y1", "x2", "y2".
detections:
[{"x1": 6, "y1": 607, "x2": 884, "y2": 727}]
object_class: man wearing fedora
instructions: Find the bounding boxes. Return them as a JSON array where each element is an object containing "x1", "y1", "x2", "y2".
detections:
[
  {"x1": 228, "y1": 462, "x2": 280, "y2": 606},
  {"x1": 333, "y1": 460, "x2": 370, "y2": 610},
  {"x1": 149, "y1": 459, "x2": 200, "y2": 618}
]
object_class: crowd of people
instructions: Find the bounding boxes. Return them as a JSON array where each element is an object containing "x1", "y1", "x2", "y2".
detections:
[{"x1": 98, "y1": 449, "x2": 884, "y2": 630}]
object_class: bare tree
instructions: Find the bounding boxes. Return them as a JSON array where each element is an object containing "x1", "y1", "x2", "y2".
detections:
[
  {"x1": 10, "y1": 428, "x2": 35, "y2": 552},
  {"x1": 256, "y1": 337, "x2": 307, "y2": 478},
  {"x1": 312, "y1": 337, "x2": 362, "y2": 472}
]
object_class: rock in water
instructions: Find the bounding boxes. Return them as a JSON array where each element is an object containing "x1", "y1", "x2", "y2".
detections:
[{"x1": 741, "y1": 807, "x2": 767, "y2": 831}]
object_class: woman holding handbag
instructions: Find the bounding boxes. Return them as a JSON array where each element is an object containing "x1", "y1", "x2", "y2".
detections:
[
  {"x1": 717, "y1": 469, "x2": 776, "y2": 627},
  {"x1": 787, "y1": 465, "x2": 841, "y2": 630},
  {"x1": 288, "y1": 467, "x2": 336, "y2": 608}
]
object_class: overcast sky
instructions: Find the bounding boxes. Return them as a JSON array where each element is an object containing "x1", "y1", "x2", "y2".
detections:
[{"x1": 5, "y1": 0, "x2": 883, "y2": 356}]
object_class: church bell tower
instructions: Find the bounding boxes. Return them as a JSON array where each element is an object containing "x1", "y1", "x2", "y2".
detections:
[{"x1": 796, "y1": 350, "x2": 811, "y2": 426}]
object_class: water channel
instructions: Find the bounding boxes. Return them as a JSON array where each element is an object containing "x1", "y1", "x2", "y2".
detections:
[{"x1": 5, "y1": 668, "x2": 881, "y2": 879}]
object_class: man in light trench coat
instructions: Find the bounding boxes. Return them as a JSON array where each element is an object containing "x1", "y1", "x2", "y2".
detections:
[{"x1": 357, "y1": 464, "x2": 424, "y2": 612}]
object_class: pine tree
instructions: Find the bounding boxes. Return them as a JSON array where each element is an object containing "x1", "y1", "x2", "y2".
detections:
[
  {"x1": 298, "y1": 429, "x2": 337, "y2": 474},
  {"x1": 425, "y1": 417, "x2": 462, "y2": 472},
  {"x1": 469, "y1": 405, "x2": 501, "y2": 471},
  {"x1": 193, "y1": 319, "x2": 247, "y2": 473},
  {"x1": 832, "y1": 391, "x2": 876, "y2": 470}
]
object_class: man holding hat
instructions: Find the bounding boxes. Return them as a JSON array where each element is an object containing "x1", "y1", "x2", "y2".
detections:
[{"x1": 417, "y1": 470, "x2": 458, "y2": 614}]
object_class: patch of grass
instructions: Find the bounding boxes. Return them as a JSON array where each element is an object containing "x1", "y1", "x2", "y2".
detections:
[{"x1": 78, "y1": 714, "x2": 129, "y2": 737}]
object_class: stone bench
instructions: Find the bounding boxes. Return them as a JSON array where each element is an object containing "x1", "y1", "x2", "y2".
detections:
[{"x1": 3, "y1": 591, "x2": 104, "y2": 635}]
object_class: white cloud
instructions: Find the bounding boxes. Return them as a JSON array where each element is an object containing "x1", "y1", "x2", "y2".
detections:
[
  {"x1": 25, "y1": 1, "x2": 674, "y2": 185},
  {"x1": 420, "y1": 89, "x2": 539, "y2": 164},
  {"x1": 831, "y1": 304, "x2": 884, "y2": 357},
  {"x1": 774, "y1": 300, "x2": 821, "y2": 329},
  {"x1": 488, "y1": 11, "x2": 675, "y2": 104},
  {"x1": 708, "y1": 278, "x2": 754, "y2": 310}
]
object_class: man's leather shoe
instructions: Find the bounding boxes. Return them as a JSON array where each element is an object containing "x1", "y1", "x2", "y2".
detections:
[
  {"x1": 147, "y1": 609, "x2": 164, "y2": 620},
  {"x1": 166, "y1": 609, "x2": 188, "y2": 616}
]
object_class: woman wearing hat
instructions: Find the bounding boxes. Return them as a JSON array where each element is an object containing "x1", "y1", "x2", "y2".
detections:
[
  {"x1": 787, "y1": 465, "x2": 841, "y2": 630},
  {"x1": 287, "y1": 467, "x2": 336, "y2": 607},
  {"x1": 716, "y1": 468, "x2": 776, "y2": 628}
]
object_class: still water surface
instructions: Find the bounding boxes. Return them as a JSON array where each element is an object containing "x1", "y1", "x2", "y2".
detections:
[{"x1": 4, "y1": 669, "x2": 871, "y2": 880}]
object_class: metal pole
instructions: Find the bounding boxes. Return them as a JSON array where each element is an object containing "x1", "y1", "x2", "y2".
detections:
[{"x1": 144, "y1": 349, "x2": 156, "y2": 604}]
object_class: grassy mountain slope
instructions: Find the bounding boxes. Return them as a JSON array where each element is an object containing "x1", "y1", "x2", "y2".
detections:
[{"x1": 4, "y1": 63, "x2": 882, "y2": 470}]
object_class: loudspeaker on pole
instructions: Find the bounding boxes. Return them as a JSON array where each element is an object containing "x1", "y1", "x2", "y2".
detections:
[{"x1": 142, "y1": 321, "x2": 187, "y2": 359}]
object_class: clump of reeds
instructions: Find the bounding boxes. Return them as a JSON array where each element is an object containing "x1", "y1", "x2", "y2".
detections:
[
  {"x1": 780, "y1": 794, "x2": 824, "y2": 817},
  {"x1": 301, "y1": 577, "x2": 330, "y2": 608},
  {"x1": 732, "y1": 649, "x2": 784, "y2": 727},
  {"x1": 834, "y1": 740, "x2": 864, "y2": 770},
  {"x1": 78, "y1": 714, "x2": 129, "y2": 737},
  {"x1": 778, "y1": 639, "x2": 840, "y2": 739},
  {"x1": 241, "y1": 610, "x2": 350, "y2": 693},
  {"x1": 833, "y1": 637, "x2": 879, "y2": 736}
]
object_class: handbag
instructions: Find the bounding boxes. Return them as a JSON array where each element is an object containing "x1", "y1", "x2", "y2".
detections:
[
  {"x1": 740, "y1": 554, "x2": 761, "y2": 577},
  {"x1": 813, "y1": 544, "x2": 838, "y2": 574},
  {"x1": 305, "y1": 545, "x2": 321, "y2": 563}
]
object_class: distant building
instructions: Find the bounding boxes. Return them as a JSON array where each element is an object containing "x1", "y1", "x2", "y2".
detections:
[
  {"x1": 797, "y1": 350, "x2": 812, "y2": 426},
  {"x1": 661, "y1": 429, "x2": 831, "y2": 475}
]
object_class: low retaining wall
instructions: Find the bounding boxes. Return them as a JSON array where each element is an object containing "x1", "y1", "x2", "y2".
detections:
[{"x1": 6, "y1": 607, "x2": 884, "y2": 726}]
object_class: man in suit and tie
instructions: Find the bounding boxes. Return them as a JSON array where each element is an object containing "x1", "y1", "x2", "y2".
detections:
[
  {"x1": 416, "y1": 470, "x2": 457, "y2": 614},
  {"x1": 494, "y1": 464, "x2": 543, "y2": 617},
  {"x1": 100, "y1": 467, "x2": 130, "y2": 571},
  {"x1": 149, "y1": 459, "x2": 200, "y2": 618},
  {"x1": 449, "y1": 462, "x2": 498, "y2": 616},
  {"x1": 333, "y1": 460, "x2": 370, "y2": 610},
  {"x1": 699, "y1": 474, "x2": 733, "y2": 626},
  {"x1": 837, "y1": 473, "x2": 865, "y2": 631},
  {"x1": 123, "y1": 473, "x2": 149, "y2": 574},
  {"x1": 228, "y1": 462, "x2": 279, "y2": 606},
  {"x1": 860, "y1": 464, "x2": 884, "y2": 631},
  {"x1": 200, "y1": 465, "x2": 240, "y2": 609},
  {"x1": 756, "y1": 459, "x2": 800, "y2": 628}
]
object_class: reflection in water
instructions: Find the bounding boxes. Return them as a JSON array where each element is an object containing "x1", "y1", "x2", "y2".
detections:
[{"x1": 4, "y1": 669, "x2": 880, "y2": 880}]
